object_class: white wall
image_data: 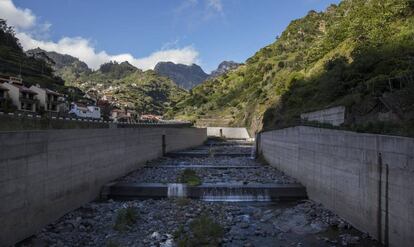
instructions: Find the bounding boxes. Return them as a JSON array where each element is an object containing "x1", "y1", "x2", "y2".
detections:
[
  {"x1": 207, "y1": 127, "x2": 250, "y2": 139},
  {"x1": 1, "y1": 83, "x2": 20, "y2": 110},
  {"x1": 30, "y1": 86, "x2": 47, "y2": 110}
]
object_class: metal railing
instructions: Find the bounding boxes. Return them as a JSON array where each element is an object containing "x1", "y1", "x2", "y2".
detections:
[{"x1": 0, "y1": 111, "x2": 194, "y2": 129}]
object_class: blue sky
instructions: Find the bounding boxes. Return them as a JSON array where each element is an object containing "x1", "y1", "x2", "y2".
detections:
[{"x1": 2, "y1": 0, "x2": 340, "y2": 72}]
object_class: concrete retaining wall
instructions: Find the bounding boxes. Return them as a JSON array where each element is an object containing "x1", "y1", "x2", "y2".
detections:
[
  {"x1": 259, "y1": 126, "x2": 414, "y2": 247},
  {"x1": 0, "y1": 127, "x2": 206, "y2": 246},
  {"x1": 207, "y1": 127, "x2": 250, "y2": 139},
  {"x1": 300, "y1": 106, "x2": 346, "y2": 126}
]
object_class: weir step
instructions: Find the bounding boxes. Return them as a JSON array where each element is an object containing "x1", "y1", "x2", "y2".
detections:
[
  {"x1": 204, "y1": 143, "x2": 254, "y2": 147},
  {"x1": 144, "y1": 165, "x2": 262, "y2": 169},
  {"x1": 166, "y1": 152, "x2": 252, "y2": 158},
  {"x1": 102, "y1": 182, "x2": 307, "y2": 202}
]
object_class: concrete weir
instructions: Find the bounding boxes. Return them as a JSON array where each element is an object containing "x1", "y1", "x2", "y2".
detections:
[
  {"x1": 101, "y1": 182, "x2": 307, "y2": 201},
  {"x1": 166, "y1": 151, "x2": 252, "y2": 158},
  {"x1": 144, "y1": 165, "x2": 261, "y2": 169}
]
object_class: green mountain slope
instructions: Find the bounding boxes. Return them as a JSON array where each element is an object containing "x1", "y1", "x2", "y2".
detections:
[
  {"x1": 170, "y1": 0, "x2": 414, "y2": 135},
  {"x1": 27, "y1": 48, "x2": 188, "y2": 115},
  {"x1": 62, "y1": 60, "x2": 188, "y2": 115}
]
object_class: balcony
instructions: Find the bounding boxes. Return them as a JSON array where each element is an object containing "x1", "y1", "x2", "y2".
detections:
[
  {"x1": 47, "y1": 99, "x2": 59, "y2": 105},
  {"x1": 19, "y1": 96, "x2": 38, "y2": 104},
  {"x1": 0, "y1": 98, "x2": 5, "y2": 109}
]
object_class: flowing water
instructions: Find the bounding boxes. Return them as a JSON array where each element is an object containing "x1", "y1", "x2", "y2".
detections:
[
  {"x1": 167, "y1": 183, "x2": 187, "y2": 198},
  {"x1": 250, "y1": 142, "x2": 256, "y2": 160},
  {"x1": 202, "y1": 187, "x2": 271, "y2": 202}
]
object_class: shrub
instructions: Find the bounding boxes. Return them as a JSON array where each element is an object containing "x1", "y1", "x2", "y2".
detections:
[
  {"x1": 178, "y1": 168, "x2": 202, "y2": 186},
  {"x1": 175, "y1": 197, "x2": 191, "y2": 207},
  {"x1": 174, "y1": 214, "x2": 224, "y2": 247},
  {"x1": 113, "y1": 207, "x2": 139, "y2": 231},
  {"x1": 106, "y1": 240, "x2": 120, "y2": 247}
]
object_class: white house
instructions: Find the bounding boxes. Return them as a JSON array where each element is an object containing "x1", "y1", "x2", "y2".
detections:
[
  {"x1": 30, "y1": 85, "x2": 65, "y2": 113},
  {"x1": 0, "y1": 83, "x2": 10, "y2": 111},
  {"x1": 69, "y1": 102, "x2": 101, "y2": 119},
  {"x1": 0, "y1": 77, "x2": 38, "y2": 112}
]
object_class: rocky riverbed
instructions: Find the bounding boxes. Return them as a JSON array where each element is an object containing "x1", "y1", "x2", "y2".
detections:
[
  {"x1": 120, "y1": 163, "x2": 296, "y2": 184},
  {"x1": 19, "y1": 140, "x2": 381, "y2": 247},
  {"x1": 189, "y1": 145, "x2": 254, "y2": 154},
  {"x1": 145, "y1": 156, "x2": 259, "y2": 167},
  {"x1": 21, "y1": 199, "x2": 380, "y2": 247}
]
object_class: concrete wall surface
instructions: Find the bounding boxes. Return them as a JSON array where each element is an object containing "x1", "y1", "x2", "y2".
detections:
[
  {"x1": 259, "y1": 126, "x2": 414, "y2": 247},
  {"x1": 0, "y1": 127, "x2": 206, "y2": 246},
  {"x1": 207, "y1": 127, "x2": 250, "y2": 139},
  {"x1": 300, "y1": 106, "x2": 346, "y2": 126}
]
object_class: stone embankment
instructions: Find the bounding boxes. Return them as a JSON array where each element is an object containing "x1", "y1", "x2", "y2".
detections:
[{"x1": 20, "y1": 139, "x2": 380, "y2": 247}]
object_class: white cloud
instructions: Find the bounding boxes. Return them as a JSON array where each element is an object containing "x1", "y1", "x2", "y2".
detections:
[
  {"x1": 1, "y1": 0, "x2": 200, "y2": 70},
  {"x1": 17, "y1": 32, "x2": 199, "y2": 70},
  {"x1": 134, "y1": 47, "x2": 199, "y2": 70},
  {"x1": 207, "y1": 0, "x2": 223, "y2": 12},
  {"x1": 0, "y1": 0, "x2": 36, "y2": 29},
  {"x1": 175, "y1": 0, "x2": 224, "y2": 20}
]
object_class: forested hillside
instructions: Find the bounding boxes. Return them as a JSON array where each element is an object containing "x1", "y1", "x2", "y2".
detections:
[
  {"x1": 170, "y1": 0, "x2": 414, "y2": 135},
  {"x1": 0, "y1": 19, "x2": 65, "y2": 90}
]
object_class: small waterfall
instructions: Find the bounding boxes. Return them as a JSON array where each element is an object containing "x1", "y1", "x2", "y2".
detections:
[
  {"x1": 209, "y1": 144, "x2": 215, "y2": 157},
  {"x1": 202, "y1": 187, "x2": 271, "y2": 202},
  {"x1": 167, "y1": 183, "x2": 187, "y2": 198},
  {"x1": 250, "y1": 144, "x2": 256, "y2": 160}
]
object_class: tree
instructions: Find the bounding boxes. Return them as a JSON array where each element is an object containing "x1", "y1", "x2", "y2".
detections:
[{"x1": 0, "y1": 19, "x2": 22, "y2": 51}]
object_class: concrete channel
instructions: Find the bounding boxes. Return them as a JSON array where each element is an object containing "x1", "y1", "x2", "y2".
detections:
[
  {"x1": 101, "y1": 139, "x2": 304, "y2": 202},
  {"x1": 20, "y1": 137, "x2": 382, "y2": 247}
]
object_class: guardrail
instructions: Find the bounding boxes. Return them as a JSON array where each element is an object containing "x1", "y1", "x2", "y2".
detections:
[{"x1": 0, "y1": 112, "x2": 193, "y2": 130}]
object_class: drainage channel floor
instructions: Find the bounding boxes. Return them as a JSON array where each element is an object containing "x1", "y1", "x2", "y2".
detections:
[{"x1": 20, "y1": 140, "x2": 381, "y2": 247}]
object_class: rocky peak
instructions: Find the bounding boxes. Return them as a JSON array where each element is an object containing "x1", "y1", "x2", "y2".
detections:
[
  {"x1": 27, "y1": 48, "x2": 91, "y2": 74},
  {"x1": 209, "y1": 61, "x2": 241, "y2": 78},
  {"x1": 154, "y1": 62, "x2": 208, "y2": 90}
]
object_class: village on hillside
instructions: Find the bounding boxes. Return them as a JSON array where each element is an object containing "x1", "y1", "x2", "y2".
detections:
[{"x1": 0, "y1": 76, "x2": 164, "y2": 123}]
